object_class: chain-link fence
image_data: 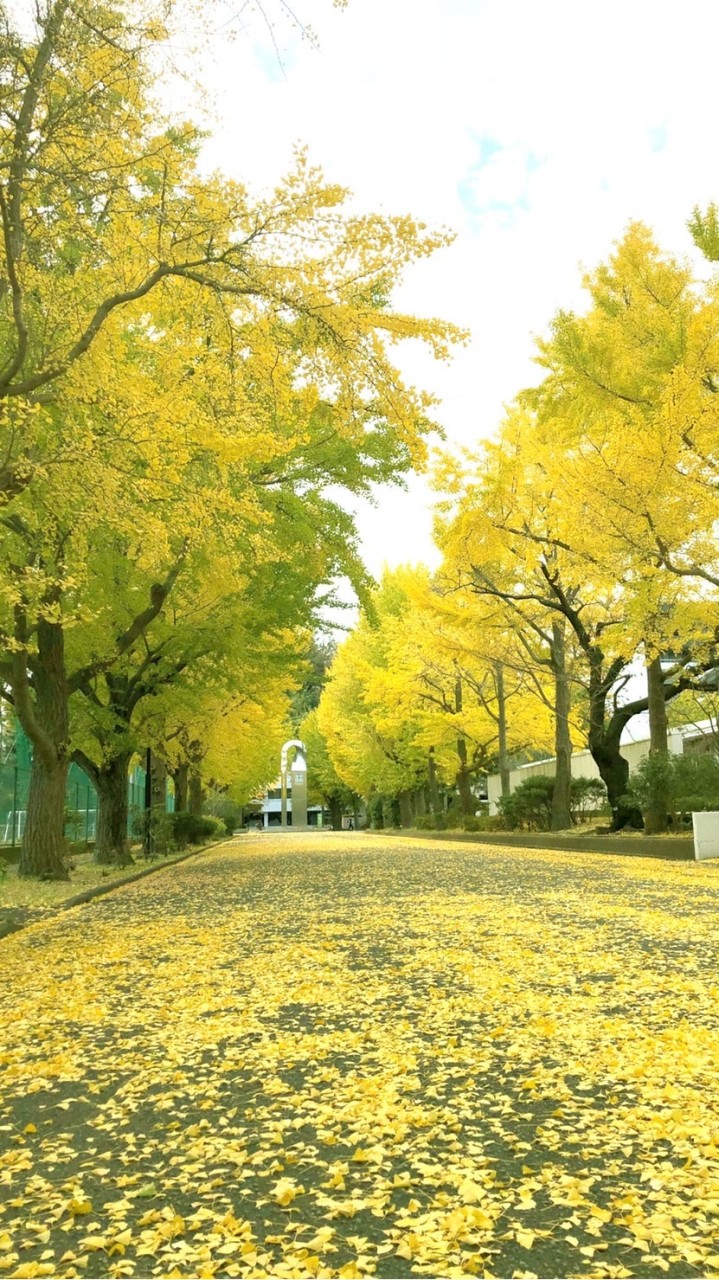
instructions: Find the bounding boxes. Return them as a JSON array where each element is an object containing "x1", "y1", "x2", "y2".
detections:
[
  {"x1": 0, "y1": 757, "x2": 167, "y2": 849},
  {"x1": 0, "y1": 760, "x2": 99, "y2": 848},
  {"x1": 0, "y1": 718, "x2": 178, "y2": 849}
]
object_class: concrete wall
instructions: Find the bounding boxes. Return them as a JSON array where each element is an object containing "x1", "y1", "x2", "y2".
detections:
[{"x1": 487, "y1": 728, "x2": 686, "y2": 814}]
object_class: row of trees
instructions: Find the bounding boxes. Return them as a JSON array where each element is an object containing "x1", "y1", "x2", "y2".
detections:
[
  {"x1": 0, "y1": 0, "x2": 460, "y2": 876},
  {"x1": 313, "y1": 221, "x2": 719, "y2": 832},
  {"x1": 301, "y1": 565, "x2": 555, "y2": 828}
]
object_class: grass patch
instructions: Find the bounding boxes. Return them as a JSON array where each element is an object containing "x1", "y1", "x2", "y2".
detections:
[{"x1": 0, "y1": 845, "x2": 179, "y2": 911}]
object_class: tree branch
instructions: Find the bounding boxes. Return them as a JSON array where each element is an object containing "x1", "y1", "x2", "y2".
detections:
[{"x1": 69, "y1": 544, "x2": 188, "y2": 692}]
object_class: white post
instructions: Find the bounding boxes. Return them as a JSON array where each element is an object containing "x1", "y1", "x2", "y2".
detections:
[{"x1": 692, "y1": 811, "x2": 719, "y2": 860}]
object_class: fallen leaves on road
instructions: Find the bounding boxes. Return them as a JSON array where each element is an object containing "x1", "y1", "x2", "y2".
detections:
[{"x1": 1, "y1": 834, "x2": 719, "y2": 1278}]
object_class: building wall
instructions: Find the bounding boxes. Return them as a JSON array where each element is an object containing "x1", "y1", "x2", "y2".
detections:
[{"x1": 487, "y1": 729, "x2": 686, "y2": 814}]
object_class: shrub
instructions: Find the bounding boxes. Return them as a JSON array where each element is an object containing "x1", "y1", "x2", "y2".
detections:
[
  {"x1": 128, "y1": 804, "x2": 145, "y2": 841},
  {"x1": 0, "y1": 856, "x2": 7, "y2": 879},
  {"x1": 415, "y1": 813, "x2": 437, "y2": 830},
  {"x1": 632, "y1": 751, "x2": 719, "y2": 823},
  {"x1": 497, "y1": 791, "x2": 522, "y2": 830},
  {"x1": 171, "y1": 812, "x2": 216, "y2": 848},
  {"x1": 498, "y1": 775, "x2": 555, "y2": 830},
  {"x1": 496, "y1": 775, "x2": 608, "y2": 831},
  {"x1": 465, "y1": 814, "x2": 505, "y2": 832},
  {"x1": 569, "y1": 776, "x2": 609, "y2": 822},
  {"x1": 463, "y1": 814, "x2": 480, "y2": 831},
  {"x1": 203, "y1": 790, "x2": 242, "y2": 832},
  {"x1": 444, "y1": 807, "x2": 464, "y2": 829},
  {"x1": 367, "y1": 796, "x2": 384, "y2": 829},
  {"x1": 63, "y1": 807, "x2": 85, "y2": 842}
]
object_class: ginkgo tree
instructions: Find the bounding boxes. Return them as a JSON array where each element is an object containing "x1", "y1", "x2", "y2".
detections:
[
  {"x1": 318, "y1": 576, "x2": 431, "y2": 824},
  {"x1": 524, "y1": 223, "x2": 719, "y2": 826},
  {"x1": 0, "y1": 1, "x2": 464, "y2": 878},
  {"x1": 69, "y1": 543, "x2": 310, "y2": 864},
  {"x1": 317, "y1": 567, "x2": 554, "y2": 825},
  {"x1": 434, "y1": 225, "x2": 719, "y2": 829},
  {"x1": 435, "y1": 406, "x2": 692, "y2": 829},
  {"x1": 395, "y1": 567, "x2": 556, "y2": 811}
]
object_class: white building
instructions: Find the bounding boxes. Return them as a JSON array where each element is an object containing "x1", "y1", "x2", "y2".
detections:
[
  {"x1": 246, "y1": 780, "x2": 327, "y2": 828},
  {"x1": 487, "y1": 717, "x2": 717, "y2": 814}
]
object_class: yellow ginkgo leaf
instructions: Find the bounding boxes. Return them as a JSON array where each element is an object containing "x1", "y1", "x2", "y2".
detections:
[
  {"x1": 271, "y1": 1179, "x2": 303, "y2": 1207},
  {"x1": 457, "y1": 1179, "x2": 485, "y2": 1203}
]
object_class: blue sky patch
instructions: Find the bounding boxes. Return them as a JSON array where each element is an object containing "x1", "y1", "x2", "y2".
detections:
[
  {"x1": 648, "y1": 123, "x2": 668, "y2": 152},
  {"x1": 458, "y1": 135, "x2": 539, "y2": 228}
]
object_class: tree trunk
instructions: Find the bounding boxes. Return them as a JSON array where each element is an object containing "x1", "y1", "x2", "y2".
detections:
[
  {"x1": 455, "y1": 759, "x2": 474, "y2": 815},
  {"x1": 151, "y1": 753, "x2": 167, "y2": 812},
  {"x1": 382, "y1": 797, "x2": 396, "y2": 828},
  {"x1": 428, "y1": 748, "x2": 440, "y2": 814},
  {"x1": 495, "y1": 662, "x2": 511, "y2": 798},
  {"x1": 20, "y1": 751, "x2": 69, "y2": 879},
  {"x1": 398, "y1": 789, "x2": 413, "y2": 828},
  {"x1": 645, "y1": 655, "x2": 669, "y2": 834},
  {"x1": 413, "y1": 787, "x2": 427, "y2": 817},
  {"x1": 550, "y1": 622, "x2": 572, "y2": 830},
  {"x1": 189, "y1": 769, "x2": 203, "y2": 817},
  {"x1": 329, "y1": 794, "x2": 343, "y2": 830},
  {"x1": 95, "y1": 753, "x2": 132, "y2": 866},
  {"x1": 455, "y1": 677, "x2": 474, "y2": 815},
  {"x1": 586, "y1": 653, "x2": 643, "y2": 831},
  {"x1": 591, "y1": 736, "x2": 640, "y2": 829},
  {"x1": 172, "y1": 762, "x2": 188, "y2": 814},
  {"x1": 147, "y1": 753, "x2": 170, "y2": 854},
  {"x1": 16, "y1": 619, "x2": 69, "y2": 880},
  {"x1": 143, "y1": 746, "x2": 153, "y2": 856},
  {"x1": 188, "y1": 741, "x2": 204, "y2": 817}
]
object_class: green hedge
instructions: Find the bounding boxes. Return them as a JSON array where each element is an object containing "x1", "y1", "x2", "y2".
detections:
[
  {"x1": 171, "y1": 813, "x2": 221, "y2": 848},
  {"x1": 414, "y1": 812, "x2": 504, "y2": 833},
  {"x1": 631, "y1": 751, "x2": 719, "y2": 821}
]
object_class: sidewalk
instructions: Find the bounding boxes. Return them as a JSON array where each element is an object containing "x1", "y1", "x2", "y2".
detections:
[{"x1": 377, "y1": 828, "x2": 696, "y2": 860}]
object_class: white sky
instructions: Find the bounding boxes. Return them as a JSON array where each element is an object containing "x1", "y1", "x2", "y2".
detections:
[{"x1": 175, "y1": 0, "x2": 719, "y2": 581}]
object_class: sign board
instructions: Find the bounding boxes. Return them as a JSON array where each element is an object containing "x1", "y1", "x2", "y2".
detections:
[{"x1": 692, "y1": 811, "x2": 719, "y2": 860}]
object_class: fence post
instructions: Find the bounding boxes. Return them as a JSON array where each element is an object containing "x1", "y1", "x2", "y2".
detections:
[{"x1": 11, "y1": 765, "x2": 18, "y2": 849}]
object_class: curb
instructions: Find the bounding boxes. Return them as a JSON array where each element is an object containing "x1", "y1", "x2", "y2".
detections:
[
  {"x1": 364, "y1": 828, "x2": 695, "y2": 862},
  {"x1": 0, "y1": 835, "x2": 244, "y2": 941}
]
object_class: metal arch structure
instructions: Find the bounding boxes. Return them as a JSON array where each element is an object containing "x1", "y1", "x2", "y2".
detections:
[
  {"x1": 280, "y1": 739, "x2": 306, "y2": 775},
  {"x1": 280, "y1": 739, "x2": 307, "y2": 828}
]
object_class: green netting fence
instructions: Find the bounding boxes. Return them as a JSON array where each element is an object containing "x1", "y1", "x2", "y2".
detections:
[{"x1": 0, "y1": 733, "x2": 173, "y2": 848}]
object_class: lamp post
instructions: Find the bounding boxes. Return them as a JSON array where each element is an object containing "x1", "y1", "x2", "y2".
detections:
[{"x1": 143, "y1": 746, "x2": 153, "y2": 856}]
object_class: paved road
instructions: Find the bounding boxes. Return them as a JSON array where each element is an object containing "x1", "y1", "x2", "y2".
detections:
[{"x1": 1, "y1": 833, "x2": 719, "y2": 1279}]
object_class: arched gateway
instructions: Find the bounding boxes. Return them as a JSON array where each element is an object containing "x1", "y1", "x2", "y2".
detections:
[{"x1": 279, "y1": 739, "x2": 308, "y2": 829}]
